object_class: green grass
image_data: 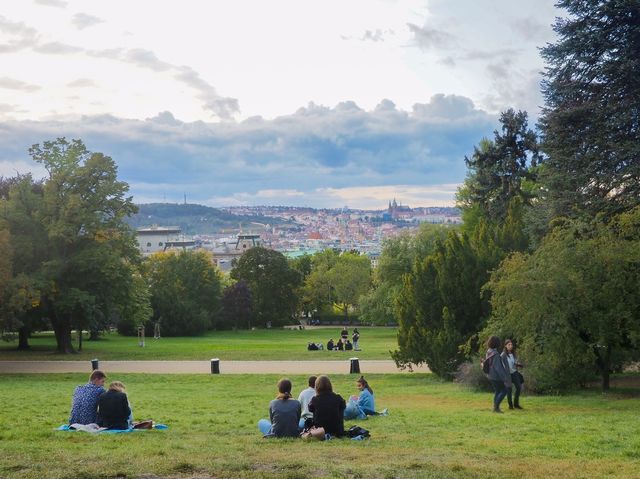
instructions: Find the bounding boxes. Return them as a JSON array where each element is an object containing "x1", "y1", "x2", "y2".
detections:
[
  {"x1": 0, "y1": 327, "x2": 397, "y2": 361},
  {"x1": 0, "y1": 373, "x2": 638, "y2": 479}
]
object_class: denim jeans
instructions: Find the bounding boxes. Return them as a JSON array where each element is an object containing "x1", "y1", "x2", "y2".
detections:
[
  {"x1": 490, "y1": 380, "x2": 508, "y2": 410},
  {"x1": 507, "y1": 372, "x2": 522, "y2": 407}
]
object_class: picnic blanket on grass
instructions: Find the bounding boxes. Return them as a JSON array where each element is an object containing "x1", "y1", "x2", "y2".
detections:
[{"x1": 58, "y1": 423, "x2": 168, "y2": 433}]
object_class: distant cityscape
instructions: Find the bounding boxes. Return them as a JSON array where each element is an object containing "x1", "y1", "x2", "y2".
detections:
[{"x1": 135, "y1": 200, "x2": 461, "y2": 270}]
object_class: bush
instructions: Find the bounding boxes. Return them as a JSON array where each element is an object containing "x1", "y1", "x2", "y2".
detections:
[{"x1": 453, "y1": 357, "x2": 492, "y2": 392}]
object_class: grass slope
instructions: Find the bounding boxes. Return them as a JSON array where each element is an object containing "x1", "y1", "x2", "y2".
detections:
[
  {"x1": 1, "y1": 373, "x2": 639, "y2": 479},
  {"x1": 0, "y1": 328, "x2": 397, "y2": 361}
]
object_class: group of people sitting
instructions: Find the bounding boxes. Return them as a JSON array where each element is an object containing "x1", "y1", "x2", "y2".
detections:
[
  {"x1": 308, "y1": 327, "x2": 361, "y2": 352},
  {"x1": 68, "y1": 369, "x2": 148, "y2": 430},
  {"x1": 258, "y1": 375, "x2": 388, "y2": 440}
]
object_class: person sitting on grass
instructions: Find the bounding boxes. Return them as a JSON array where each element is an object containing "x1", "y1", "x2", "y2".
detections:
[
  {"x1": 336, "y1": 338, "x2": 344, "y2": 351},
  {"x1": 304, "y1": 375, "x2": 346, "y2": 440},
  {"x1": 97, "y1": 381, "x2": 132, "y2": 430},
  {"x1": 351, "y1": 376, "x2": 388, "y2": 416},
  {"x1": 327, "y1": 338, "x2": 335, "y2": 351},
  {"x1": 69, "y1": 369, "x2": 107, "y2": 425},
  {"x1": 297, "y1": 375, "x2": 317, "y2": 429},
  {"x1": 258, "y1": 378, "x2": 301, "y2": 438}
]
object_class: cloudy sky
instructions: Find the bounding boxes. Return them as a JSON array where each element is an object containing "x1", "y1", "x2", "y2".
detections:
[{"x1": 0, "y1": 0, "x2": 559, "y2": 209}]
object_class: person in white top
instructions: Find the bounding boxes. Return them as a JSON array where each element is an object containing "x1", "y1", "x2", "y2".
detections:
[
  {"x1": 297, "y1": 376, "x2": 317, "y2": 429},
  {"x1": 500, "y1": 339, "x2": 524, "y2": 410}
]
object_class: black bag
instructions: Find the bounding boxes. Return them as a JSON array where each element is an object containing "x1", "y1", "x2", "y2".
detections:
[
  {"x1": 481, "y1": 352, "x2": 495, "y2": 375},
  {"x1": 347, "y1": 425, "x2": 370, "y2": 438},
  {"x1": 516, "y1": 371, "x2": 525, "y2": 384}
]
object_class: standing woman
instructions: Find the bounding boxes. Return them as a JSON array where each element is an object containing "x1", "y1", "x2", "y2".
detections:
[
  {"x1": 352, "y1": 328, "x2": 360, "y2": 351},
  {"x1": 484, "y1": 336, "x2": 511, "y2": 413},
  {"x1": 258, "y1": 378, "x2": 301, "y2": 438},
  {"x1": 501, "y1": 339, "x2": 524, "y2": 410},
  {"x1": 306, "y1": 375, "x2": 346, "y2": 439}
]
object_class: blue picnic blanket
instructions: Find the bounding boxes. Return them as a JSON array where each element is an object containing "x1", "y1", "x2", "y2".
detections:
[{"x1": 57, "y1": 424, "x2": 168, "y2": 433}]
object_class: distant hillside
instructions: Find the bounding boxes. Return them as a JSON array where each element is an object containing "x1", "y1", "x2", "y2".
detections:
[{"x1": 126, "y1": 203, "x2": 288, "y2": 234}]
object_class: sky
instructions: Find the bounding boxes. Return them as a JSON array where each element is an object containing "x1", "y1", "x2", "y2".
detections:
[{"x1": 0, "y1": 0, "x2": 560, "y2": 209}]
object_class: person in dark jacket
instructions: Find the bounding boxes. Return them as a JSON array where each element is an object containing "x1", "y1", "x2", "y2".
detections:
[
  {"x1": 484, "y1": 336, "x2": 511, "y2": 413},
  {"x1": 97, "y1": 381, "x2": 131, "y2": 430},
  {"x1": 257, "y1": 378, "x2": 301, "y2": 438},
  {"x1": 307, "y1": 375, "x2": 346, "y2": 439}
]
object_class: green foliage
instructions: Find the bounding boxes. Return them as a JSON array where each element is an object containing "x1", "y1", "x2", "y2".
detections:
[
  {"x1": 230, "y1": 247, "x2": 301, "y2": 327},
  {"x1": 144, "y1": 250, "x2": 222, "y2": 336},
  {"x1": 220, "y1": 279, "x2": 253, "y2": 330},
  {"x1": 483, "y1": 207, "x2": 640, "y2": 392},
  {"x1": 116, "y1": 269, "x2": 152, "y2": 336},
  {"x1": 539, "y1": 0, "x2": 640, "y2": 220},
  {"x1": 0, "y1": 139, "x2": 142, "y2": 352}
]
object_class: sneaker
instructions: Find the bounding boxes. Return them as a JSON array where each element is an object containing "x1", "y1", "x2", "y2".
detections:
[
  {"x1": 492, "y1": 408, "x2": 503, "y2": 413},
  {"x1": 380, "y1": 408, "x2": 389, "y2": 416},
  {"x1": 508, "y1": 405, "x2": 514, "y2": 410},
  {"x1": 515, "y1": 405, "x2": 524, "y2": 410}
]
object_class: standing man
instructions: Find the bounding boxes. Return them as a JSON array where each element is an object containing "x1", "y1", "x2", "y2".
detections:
[
  {"x1": 352, "y1": 328, "x2": 360, "y2": 351},
  {"x1": 69, "y1": 370, "x2": 107, "y2": 425}
]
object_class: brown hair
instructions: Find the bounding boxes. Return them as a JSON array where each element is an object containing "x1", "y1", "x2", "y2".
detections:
[
  {"x1": 89, "y1": 370, "x2": 106, "y2": 382},
  {"x1": 487, "y1": 336, "x2": 501, "y2": 350},
  {"x1": 315, "y1": 375, "x2": 333, "y2": 394},
  {"x1": 307, "y1": 375, "x2": 317, "y2": 388},
  {"x1": 276, "y1": 378, "x2": 292, "y2": 400},
  {"x1": 503, "y1": 339, "x2": 517, "y2": 357},
  {"x1": 357, "y1": 376, "x2": 373, "y2": 394},
  {"x1": 108, "y1": 381, "x2": 126, "y2": 393}
]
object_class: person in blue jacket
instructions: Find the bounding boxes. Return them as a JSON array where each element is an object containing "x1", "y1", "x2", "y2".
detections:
[{"x1": 352, "y1": 376, "x2": 388, "y2": 416}]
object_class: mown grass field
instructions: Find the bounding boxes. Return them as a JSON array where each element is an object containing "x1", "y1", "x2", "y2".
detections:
[
  {"x1": 1, "y1": 373, "x2": 639, "y2": 479},
  {"x1": 0, "y1": 327, "x2": 396, "y2": 361}
]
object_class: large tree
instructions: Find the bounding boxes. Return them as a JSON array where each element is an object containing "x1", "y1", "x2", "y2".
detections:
[
  {"x1": 539, "y1": 0, "x2": 640, "y2": 220},
  {"x1": 144, "y1": 250, "x2": 222, "y2": 336},
  {"x1": 1, "y1": 139, "x2": 142, "y2": 352},
  {"x1": 230, "y1": 247, "x2": 301, "y2": 327},
  {"x1": 483, "y1": 206, "x2": 640, "y2": 391}
]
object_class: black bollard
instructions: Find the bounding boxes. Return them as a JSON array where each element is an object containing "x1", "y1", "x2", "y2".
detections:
[
  {"x1": 349, "y1": 357, "x2": 360, "y2": 374},
  {"x1": 91, "y1": 358, "x2": 99, "y2": 371},
  {"x1": 211, "y1": 358, "x2": 220, "y2": 374}
]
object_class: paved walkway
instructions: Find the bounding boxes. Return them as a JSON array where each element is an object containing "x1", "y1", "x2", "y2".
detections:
[{"x1": 0, "y1": 360, "x2": 429, "y2": 375}]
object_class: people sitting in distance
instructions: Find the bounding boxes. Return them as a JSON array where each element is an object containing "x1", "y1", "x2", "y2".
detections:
[
  {"x1": 327, "y1": 338, "x2": 335, "y2": 351},
  {"x1": 304, "y1": 375, "x2": 346, "y2": 440},
  {"x1": 69, "y1": 370, "x2": 107, "y2": 425},
  {"x1": 341, "y1": 327, "x2": 348, "y2": 341},
  {"x1": 307, "y1": 342, "x2": 319, "y2": 351},
  {"x1": 345, "y1": 339, "x2": 353, "y2": 351},
  {"x1": 98, "y1": 381, "x2": 132, "y2": 430},
  {"x1": 297, "y1": 375, "x2": 317, "y2": 430},
  {"x1": 336, "y1": 338, "x2": 344, "y2": 351},
  {"x1": 258, "y1": 378, "x2": 302, "y2": 438}
]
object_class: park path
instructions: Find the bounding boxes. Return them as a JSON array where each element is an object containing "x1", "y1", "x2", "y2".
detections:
[{"x1": 0, "y1": 360, "x2": 429, "y2": 375}]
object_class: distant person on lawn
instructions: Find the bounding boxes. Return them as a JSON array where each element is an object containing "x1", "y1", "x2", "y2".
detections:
[
  {"x1": 341, "y1": 327, "x2": 348, "y2": 341},
  {"x1": 69, "y1": 370, "x2": 106, "y2": 425},
  {"x1": 485, "y1": 336, "x2": 511, "y2": 413},
  {"x1": 352, "y1": 328, "x2": 360, "y2": 350},
  {"x1": 258, "y1": 378, "x2": 302, "y2": 438},
  {"x1": 327, "y1": 338, "x2": 335, "y2": 351},
  {"x1": 98, "y1": 381, "x2": 132, "y2": 430}
]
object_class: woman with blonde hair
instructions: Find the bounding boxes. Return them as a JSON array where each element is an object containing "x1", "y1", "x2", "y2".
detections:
[
  {"x1": 258, "y1": 378, "x2": 301, "y2": 438},
  {"x1": 97, "y1": 381, "x2": 131, "y2": 430}
]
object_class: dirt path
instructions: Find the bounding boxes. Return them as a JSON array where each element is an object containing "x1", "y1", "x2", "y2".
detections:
[{"x1": 0, "y1": 360, "x2": 429, "y2": 375}]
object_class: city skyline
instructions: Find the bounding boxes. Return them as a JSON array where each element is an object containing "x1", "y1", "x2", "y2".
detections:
[{"x1": 0, "y1": 0, "x2": 558, "y2": 208}]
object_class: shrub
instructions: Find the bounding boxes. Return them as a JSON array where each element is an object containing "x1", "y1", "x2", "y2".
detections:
[{"x1": 453, "y1": 357, "x2": 492, "y2": 392}]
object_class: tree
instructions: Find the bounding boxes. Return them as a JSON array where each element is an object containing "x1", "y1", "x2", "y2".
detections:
[
  {"x1": 144, "y1": 250, "x2": 222, "y2": 336},
  {"x1": 539, "y1": 1, "x2": 640, "y2": 220},
  {"x1": 220, "y1": 280, "x2": 253, "y2": 330},
  {"x1": 483, "y1": 207, "x2": 640, "y2": 391},
  {"x1": 327, "y1": 252, "x2": 371, "y2": 319},
  {"x1": 1, "y1": 140, "x2": 142, "y2": 352},
  {"x1": 300, "y1": 249, "x2": 339, "y2": 316},
  {"x1": 230, "y1": 247, "x2": 301, "y2": 327},
  {"x1": 459, "y1": 109, "x2": 540, "y2": 225}
]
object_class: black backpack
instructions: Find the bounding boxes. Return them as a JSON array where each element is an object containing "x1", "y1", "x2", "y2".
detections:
[
  {"x1": 347, "y1": 425, "x2": 370, "y2": 438},
  {"x1": 481, "y1": 352, "x2": 496, "y2": 375}
]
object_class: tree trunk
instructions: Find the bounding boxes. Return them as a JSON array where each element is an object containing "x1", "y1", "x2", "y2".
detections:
[
  {"x1": 49, "y1": 309, "x2": 75, "y2": 354},
  {"x1": 17, "y1": 326, "x2": 30, "y2": 350},
  {"x1": 78, "y1": 329, "x2": 83, "y2": 351},
  {"x1": 89, "y1": 330, "x2": 100, "y2": 340}
]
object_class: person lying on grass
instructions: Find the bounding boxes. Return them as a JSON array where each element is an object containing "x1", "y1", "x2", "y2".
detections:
[
  {"x1": 258, "y1": 378, "x2": 302, "y2": 438},
  {"x1": 69, "y1": 369, "x2": 106, "y2": 425}
]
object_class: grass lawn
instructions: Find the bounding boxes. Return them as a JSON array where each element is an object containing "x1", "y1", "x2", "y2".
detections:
[
  {"x1": 0, "y1": 327, "x2": 397, "y2": 361},
  {"x1": 1, "y1": 373, "x2": 639, "y2": 479}
]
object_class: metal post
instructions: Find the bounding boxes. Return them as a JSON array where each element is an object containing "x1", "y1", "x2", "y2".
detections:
[
  {"x1": 349, "y1": 357, "x2": 360, "y2": 374},
  {"x1": 211, "y1": 358, "x2": 220, "y2": 374},
  {"x1": 91, "y1": 358, "x2": 99, "y2": 370}
]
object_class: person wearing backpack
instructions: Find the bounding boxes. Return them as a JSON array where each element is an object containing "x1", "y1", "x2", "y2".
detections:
[{"x1": 484, "y1": 336, "x2": 511, "y2": 413}]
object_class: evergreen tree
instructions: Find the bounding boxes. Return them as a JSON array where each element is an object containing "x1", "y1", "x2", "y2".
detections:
[{"x1": 539, "y1": 0, "x2": 640, "y2": 220}]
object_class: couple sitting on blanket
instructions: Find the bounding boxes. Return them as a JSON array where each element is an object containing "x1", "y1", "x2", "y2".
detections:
[{"x1": 69, "y1": 370, "x2": 151, "y2": 430}]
